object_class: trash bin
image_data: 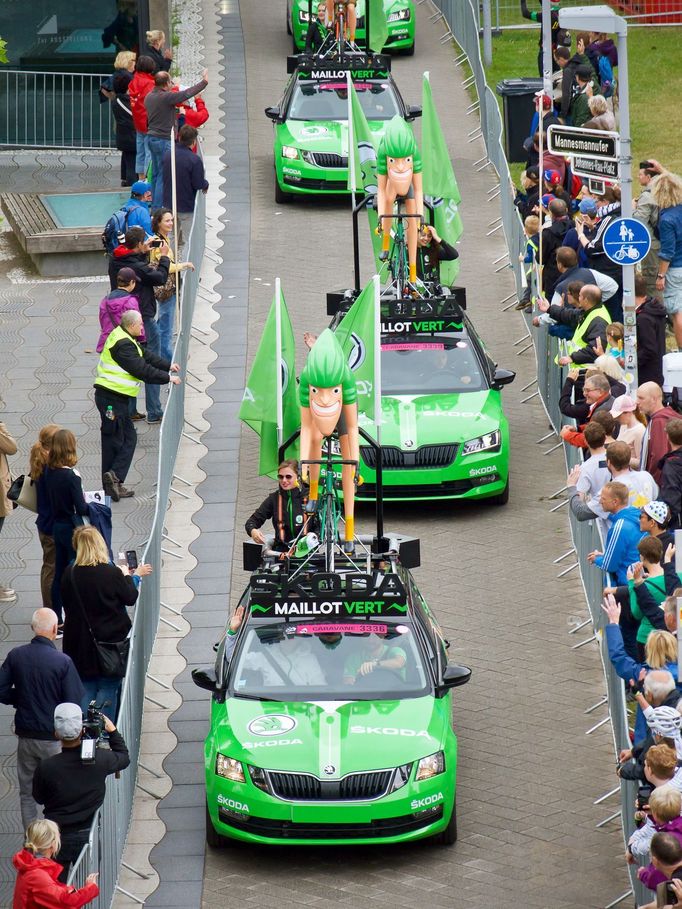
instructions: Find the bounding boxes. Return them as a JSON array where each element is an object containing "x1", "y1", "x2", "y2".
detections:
[{"x1": 496, "y1": 78, "x2": 544, "y2": 164}]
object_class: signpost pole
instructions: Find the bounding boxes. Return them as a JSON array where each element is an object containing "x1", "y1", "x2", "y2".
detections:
[
  {"x1": 541, "y1": 0, "x2": 553, "y2": 98},
  {"x1": 482, "y1": 0, "x2": 493, "y2": 67}
]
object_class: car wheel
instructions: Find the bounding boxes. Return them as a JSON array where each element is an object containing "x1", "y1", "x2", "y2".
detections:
[
  {"x1": 433, "y1": 796, "x2": 457, "y2": 845},
  {"x1": 275, "y1": 171, "x2": 292, "y2": 205},
  {"x1": 402, "y1": 39, "x2": 415, "y2": 56},
  {"x1": 205, "y1": 801, "x2": 229, "y2": 849},
  {"x1": 489, "y1": 478, "x2": 510, "y2": 506}
]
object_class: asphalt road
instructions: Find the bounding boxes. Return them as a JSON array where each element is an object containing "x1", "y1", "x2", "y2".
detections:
[{"x1": 202, "y1": 2, "x2": 628, "y2": 906}]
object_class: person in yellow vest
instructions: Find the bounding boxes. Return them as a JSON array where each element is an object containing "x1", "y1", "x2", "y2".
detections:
[
  {"x1": 555, "y1": 284, "x2": 611, "y2": 366},
  {"x1": 94, "y1": 310, "x2": 181, "y2": 501}
]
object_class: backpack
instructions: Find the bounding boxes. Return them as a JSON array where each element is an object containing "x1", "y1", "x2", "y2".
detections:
[
  {"x1": 598, "y1": 55, "x2": 615, "y2": 98},
  {"x1": 102, "y1": 206, "x2": 132, "y2": 254}
]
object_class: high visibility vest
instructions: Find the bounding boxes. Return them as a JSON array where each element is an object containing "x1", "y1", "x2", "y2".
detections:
[
  {"x1": 94, "y1": 325, "x2": 143, "y2": 397},
  {"x1": 555, "y1": 304, "x2": 611, "y2": 363}
]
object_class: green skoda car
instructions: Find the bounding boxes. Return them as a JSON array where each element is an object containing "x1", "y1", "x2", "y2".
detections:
[
  {"x1": 193, "y1": 556, "x2": 471, "y2": 847},
  {"x1": 266, "y1": 64, "x2": 420, "y2": 203},
  {"x1": 286, "y1": 0, "x2": 416, "y2": 55}
]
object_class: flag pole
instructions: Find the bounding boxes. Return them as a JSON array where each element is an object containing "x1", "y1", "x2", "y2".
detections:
[
  {"x1": 170, "y1": 124, "x2": 179, "y2": 338},
  {"x1": 275, "y1": 278, "x2": 283, "y2": 451},
  {"x1": 373, "y1": 273, "x2": 384, "y2": 545}
]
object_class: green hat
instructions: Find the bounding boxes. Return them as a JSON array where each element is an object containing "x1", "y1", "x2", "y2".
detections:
[
  {"x1": 299, "y1": 329, "x2": 357, "y2": 407},
  {"x1": 376, "y1": 116, "x2": 422, "y2": 176}
]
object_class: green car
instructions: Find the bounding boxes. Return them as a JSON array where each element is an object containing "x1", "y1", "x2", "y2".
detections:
[
  {"x1": 265, "y1": 63, "x2": 420, "y2": 203},
  {"x1": 335, "y1": 297, "x2": 515, "y2": 503},
  {"x1": 193, "y1": 555, "x2": 471, "y2": 846},
  {"x1": 286, "y1": 0, "x2": 415, "y2": 55}
]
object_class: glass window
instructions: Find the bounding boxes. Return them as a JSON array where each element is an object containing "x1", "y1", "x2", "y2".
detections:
[
  {"x1": 289, "y1": 80, "x2": 400, "y2": 122},
  {"x1": 381, "y1": 338, "x2": 487, "y2": 395}
]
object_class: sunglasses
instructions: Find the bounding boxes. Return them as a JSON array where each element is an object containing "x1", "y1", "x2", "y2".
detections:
[{"x1": 278, "y1": 474, "x2": 295, "y2": 480}]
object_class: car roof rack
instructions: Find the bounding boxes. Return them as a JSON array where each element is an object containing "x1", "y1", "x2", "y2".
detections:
[{"x1": 286, "y1": 52, "x2": 392, "y2": 75}]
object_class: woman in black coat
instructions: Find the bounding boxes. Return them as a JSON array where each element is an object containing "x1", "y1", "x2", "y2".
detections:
[
  {"x1": 111, "y1": 75, "x2": 137, "y2": 187},
  {"x1": 61, "y1": 526, "x2": 149, "y2": 720}
]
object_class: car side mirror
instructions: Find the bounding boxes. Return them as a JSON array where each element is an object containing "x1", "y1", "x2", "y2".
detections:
[
  {"x1": 437, "y1": 664, "x2": 471, "y2": 697},
  {"x1": 192, "y1": 667, "x2": 218, "y2": 692},
  {"x1": 492, "y1": 368, "x2": 515, "y2": 390},
  {"x1": 406, "y1": 104, "x2": 422, "y2": 121},
  {"x1": 265, "y1": 106, "x2": 281, "y2": 122}
]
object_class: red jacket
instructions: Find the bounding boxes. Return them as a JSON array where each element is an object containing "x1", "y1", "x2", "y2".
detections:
[
  {"x1": 180, "y1": 96, "x2": 209, "y2": 129},
  {"x1": 645, "y1": 406, "x2": 678, "y2": 484},
  {"x1": 12, "y1": 850, "x2": 98, "y2": 908},
  {"x1": 129, "y1": 71, "x2": 155, "y2": 133}
]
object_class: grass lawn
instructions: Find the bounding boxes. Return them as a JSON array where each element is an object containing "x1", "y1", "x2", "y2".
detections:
[{"x1": 480, "y1": 25, "x2": 682, "y2": 185}]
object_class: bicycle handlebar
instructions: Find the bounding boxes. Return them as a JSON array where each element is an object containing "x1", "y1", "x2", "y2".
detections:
[
  {"x1": 378, "y1": 213, "x2": 424, "y2": 222},
  {"x1": 300, "y1": 458, "x2": 359, "y2": 468}
]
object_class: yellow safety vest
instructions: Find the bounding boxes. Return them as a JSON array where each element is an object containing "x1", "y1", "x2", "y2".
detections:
[
  {"x1": 94, "y1": 325, "x2": 143, "y2": 397},
  {"x1": 555, "y1": 304, "x2": 611, "y2": 364}
]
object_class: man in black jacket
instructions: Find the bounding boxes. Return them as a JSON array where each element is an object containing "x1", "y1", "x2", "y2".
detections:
[
  {"x1": 33, "y1": 702, "x2": 130, "y2": 881},
  {"x1": 162, "y1": 125, "x2": 209, "y2": 249},
  {"x1": 541, "y1": 199, "x2": 572, "y2": 297},
  {"x1": 520, "y1": 0, "x2": 571, "y2": 77},
  {"x1": 94, "y1": 309, "x2": 181, "y2": 499},
  {"x1": 635, "y1": 273, "x2": 666, "y2": 386},
  {"x1": 0, "y1": 609, "x2": 84, "y2": 830},
  {"x1": 109, "y1": 226, "x2": 170, "y2": 424},
  {"x1": 245, "y1": 460, "x2": 317, "y2": 551},
  {"x1": 659, "y1": 420, "x2": 682, "y2": 528}
]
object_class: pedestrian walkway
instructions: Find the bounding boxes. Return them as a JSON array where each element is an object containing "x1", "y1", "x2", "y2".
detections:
[{"x1": 0, "y1": 152, "x2": 158, "y2": 905}]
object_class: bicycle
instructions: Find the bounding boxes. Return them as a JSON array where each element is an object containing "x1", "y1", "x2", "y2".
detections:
[{"x1": 379, "y1": 206, "x2": 426, "y2": 300}]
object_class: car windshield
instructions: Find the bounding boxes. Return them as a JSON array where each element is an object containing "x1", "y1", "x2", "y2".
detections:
[
  {"x1": 288, "y1": 79, "x2": 400, "y2": 121},
  {"x1": 381, "y1": 337, "x2": 487, "y2": 394},
  {"x1": 229, "y1": 620, "x2": 429, "y2": 701}
]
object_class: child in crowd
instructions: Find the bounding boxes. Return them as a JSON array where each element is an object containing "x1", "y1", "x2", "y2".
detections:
[
  {"x1": 517, "y1": 215, "x2": 540, "y2": 311},
  {"x1": 605, "y1": 322, "x2": 624, "y2": 360},
  {"x1": 635, "y1": 786, "x2": 682, "y2": 891}
]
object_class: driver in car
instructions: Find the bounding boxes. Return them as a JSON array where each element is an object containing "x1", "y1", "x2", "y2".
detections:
[{"x1": 343, "y1": 636, "x2": 407, "y2": 685}]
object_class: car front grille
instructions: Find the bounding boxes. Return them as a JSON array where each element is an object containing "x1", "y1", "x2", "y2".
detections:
[
  {"x1": 267, "y1": 769, "x2": 393, "y2": 801},
  {"x1": 360, "y1": 444, "x2": 458, "y2": 470},
  {"x1": 283, "y1": 175, "x2": 348, "y2": 191},
  {"x1": 307, "y1": 152, "x2": 348, "y2": 168}
]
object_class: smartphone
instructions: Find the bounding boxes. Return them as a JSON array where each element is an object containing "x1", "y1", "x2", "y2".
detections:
[
  {"x1": 148, "y1": 238, "x2": 163, "y2": 248},
  {"x1": 126, "y1": 550, "x2": 138, "y2": 571}
]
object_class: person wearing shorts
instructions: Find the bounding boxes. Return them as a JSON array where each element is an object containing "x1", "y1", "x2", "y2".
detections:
[{"x1": 652, "y1": 173, "x2": 682, "y2": 348}]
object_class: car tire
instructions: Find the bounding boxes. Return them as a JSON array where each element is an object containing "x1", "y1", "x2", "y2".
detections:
[
  {"x1": 205, "y1": 802, "x2": 229, "y2": 849},
  {"x1": 275, "y1": 171, "x2": 292, "y2": 205},
  {"x1": 402, "y1": 39, "x2": 415, "y2": 56},
  {"x1": 489, "y1": 478, "x2": 510, "y2": 506},
  {"x1": 433, "y1": 797, "x2": 457, "y2": 845}
]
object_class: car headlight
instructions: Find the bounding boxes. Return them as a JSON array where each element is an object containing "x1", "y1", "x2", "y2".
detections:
[
  {"x1": 282, "y1": 146, "x2": 299, "y2": 160},
  {"x1": 461, "y1": 429, "x2": 501, "y2": 456},
  {"x1": 415, "y1": 751, "x2": 445, "y2": 782},
  {"x1": 247, "y1": 764, "x2": 269, "y2": 792},
  {"x1": 388, "y1": 8, "x2": 411, "y2": 21},
  {"x1": 215, "y1": 754, "x2": 245, "y2": 782}
]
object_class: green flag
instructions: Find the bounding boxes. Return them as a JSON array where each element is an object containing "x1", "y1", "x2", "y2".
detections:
[
  {"x1": 421, "y1": 73, "x2": 463, "y2": 285},
  {"x1": 334, "y1": 278, "x2": 379, "y2": 427},
  {"x1": 347, "y1": 76, "x2": 384, "y2": 271},
  {"x1": 238, "y1": 282, "x2": 299, "y2": 477},
  {"x1": 367, "y1": 0, "x2": 388, "y2": 52}
]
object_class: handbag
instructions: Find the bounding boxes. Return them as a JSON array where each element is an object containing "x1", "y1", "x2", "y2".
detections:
[
  {"x1": 70, "y1": 570, "x2": 131, "y2": 679},
  {"x1": 154, "y1": 273, "x2": 176, "y2": 303},
  {"x1": 7, "y1": 474, "x2": 38, "y2": 513}
]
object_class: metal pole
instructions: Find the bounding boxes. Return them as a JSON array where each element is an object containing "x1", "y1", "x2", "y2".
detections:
[
  {"x1": 541, "y1": 0, "x2": 553, "y2": 97},
  {"x1": 170, "y1": 126, "x2": 179, "y2": 332},
  {"x1": 482, "y1": 0, "x2": 492, "y2": 67},
  {"x1": 616, "y1": 23, "x2": 638, "y2": 390}
]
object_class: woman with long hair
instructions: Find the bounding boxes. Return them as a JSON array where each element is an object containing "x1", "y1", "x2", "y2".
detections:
[
  {"x1": 149, "y1": 208, "x2": 195, "y2": 362},
  {"x1": 62, "y1": 526, "x2": 150, "y2": 719},
  {"x1": 43, "y1": 430, "x2": 89, "y2": 629},
  {"x1": 12, "y1": 819, "x2": 98, "y2": 907},
  {"x1": 609, "y1": 395, "x2": 646, "y2": 468},
  {"x1": 143, "y1": 29, "x2": 172, "y2": 73},
  {"x1": 652, "y1": 171, "x2": 682, "y2": 347},
  {"x1": 28, "y1": 424, "x2": 61, "y2": 609}
]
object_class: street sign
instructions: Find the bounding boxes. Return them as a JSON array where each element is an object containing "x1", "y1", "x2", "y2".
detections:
[
  {"x1": 571, "y1": 155, "x2": 620, "y2": 181},
  {"x1": 588, "y1": 178, "x2": 606, "y2": 195},
  {"x1": 602, "y1": 217, "x2": 652, "y2": 265},
  {"x1": 547, "y1": 124, "x2": 619, "y2": 161}
]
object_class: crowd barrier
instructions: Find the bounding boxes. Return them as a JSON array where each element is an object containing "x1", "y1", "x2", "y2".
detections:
[
  {"x1": 487, "y1": 0, "x2": 682, "y2": 30},
  {"x1": 430, "y1": 0, "x2": 647, "y2": 902},
  {"x1": 66, "y1": 190, "x2": 205, "y2": 907}
]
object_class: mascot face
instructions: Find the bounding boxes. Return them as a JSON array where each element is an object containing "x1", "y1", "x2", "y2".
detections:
[
  {"x1": 310, "y1": 384, "x2": 342, "y2": 436},
  {"x1": 387, "y1": 155, "x2": 414, "y2": 195}
]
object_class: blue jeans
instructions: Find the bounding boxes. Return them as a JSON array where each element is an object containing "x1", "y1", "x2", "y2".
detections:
[
  {"x1": 135, "y1": 132, "x2": 151, "y2": 176},
  {"x1": 157, "y1": 293, "x2": 176, "y2": 363},
  {"x1": 148, "y1": 136, "x2": 170, "y2": 211},
  {"x1": 81, "y1": 677, "x2": 122, "y2": 722},
  {"x1": 142, "y1": 317, "x2": 163, "y2": 420}
]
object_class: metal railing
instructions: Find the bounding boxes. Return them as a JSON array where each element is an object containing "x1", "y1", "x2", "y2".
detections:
[
  {"x1": 0, "y1": 70, "x2": 116, "y2": 148},
  {"x1": 429, "y1": 0, "x2": 648, "y2": 903},
  {"x1": 65, "y1": 189, "x2": 205, "y2": 907},
  {"x1": 485, "y1": 0, "x2": 682, "y2": 30}
]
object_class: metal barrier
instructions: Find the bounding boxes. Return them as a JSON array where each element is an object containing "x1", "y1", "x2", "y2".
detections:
[
  {"x1": 65, "y1": 189, "x2": 205, "y2": 906},
  {"x1": 428, "y1": 0, "x2": 649, "y2": 903},
  {"x1": 0, "y1": 71, "x2": 115, "y2": 148},
  {"x1": 486, "y1": 0, "x2": 682, "y2": 30}
]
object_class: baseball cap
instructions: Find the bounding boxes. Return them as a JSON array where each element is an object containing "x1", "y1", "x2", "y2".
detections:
[
  {"x1": 579, "y1": 198, "x2": 598, "y2": 216},
  {"x1": 543, "y1": 169, "x2": 562, "y2": 186},
  {"x1": 643, "y1": 500, "x2": 670, "y2": 526},
  {"x1": 116, "y1": 267, "x2": 138, "y2": 285},
  {"x1": 54, "y1": 703, "x2": 83, "y2": 741},
  {"x1": 534, "y1": 93, "x2": 552, "y2": 110},
  {"x1": 610, "y1": 395, "x2": 636, "y2": 417},
  {"x1": 541, "y1": 193, "x2": 555, "y2": 208},
  {"x1": 131, "y1": 180, "x2": 152, "y2": 195}
]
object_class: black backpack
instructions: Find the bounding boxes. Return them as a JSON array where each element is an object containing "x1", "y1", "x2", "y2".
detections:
[{"x1": 102, "y1": 206, "x2": 132, "y2": 254}]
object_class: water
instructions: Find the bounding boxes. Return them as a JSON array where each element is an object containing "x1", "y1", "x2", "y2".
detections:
[{"x1": 41, "y1": 190, "x2": 130, "y2": 228}]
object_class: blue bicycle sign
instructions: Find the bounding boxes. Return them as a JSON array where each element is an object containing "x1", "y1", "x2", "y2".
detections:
[{"x1": 602, "y1": 217, "x2": 652, "y2": 266}]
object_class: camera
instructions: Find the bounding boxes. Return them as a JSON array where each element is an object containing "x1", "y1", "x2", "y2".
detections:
[
  {"x1": 81, "y1": 701, "x2": 106, "y2": 764},
  {"x1": 637, "y1": 784, "x2": 653, "y2": 811}
]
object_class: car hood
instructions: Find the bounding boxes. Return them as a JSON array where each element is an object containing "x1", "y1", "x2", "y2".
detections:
[
  {"x1": 364, "y1": 390, "x2": 502, "y2": 448},
  {"x1": 282, "y1": 118, "x2": 387, "y2": 155},
  {"x1": 220, "y1": 696, "x2": 447, "y2": 775}
]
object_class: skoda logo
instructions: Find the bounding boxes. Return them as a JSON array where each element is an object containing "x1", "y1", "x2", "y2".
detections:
[
  {"x1": 323, "y1": 764, "x2": 336, "y2": 775},
  {"x1": 404, "y1": 439, "x2": 414, "y2": 449},
  {"x1": 248, "y1": 715, "x2": 297, "y2": 737}
]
